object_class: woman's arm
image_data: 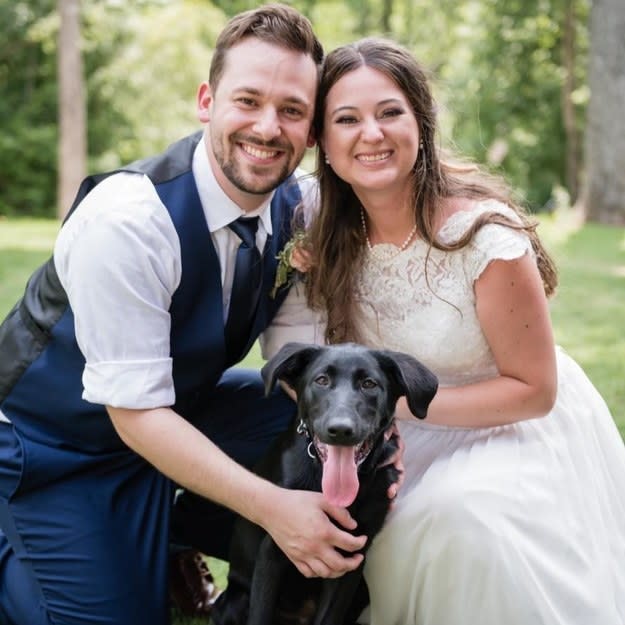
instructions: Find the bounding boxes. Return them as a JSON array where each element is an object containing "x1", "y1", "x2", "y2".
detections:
[{"x1": 396, "y1": 253, "x2": 557, "y2": 427}]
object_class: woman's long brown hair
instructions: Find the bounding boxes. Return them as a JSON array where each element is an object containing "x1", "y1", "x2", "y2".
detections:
[{"x1": 305, "y1": 37, "x2": 557, "y2": 344}]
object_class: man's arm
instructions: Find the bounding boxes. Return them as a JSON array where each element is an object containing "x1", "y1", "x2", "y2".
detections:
[{"x1": 107, "y1": 405, "x2": 366, "y2": 578}]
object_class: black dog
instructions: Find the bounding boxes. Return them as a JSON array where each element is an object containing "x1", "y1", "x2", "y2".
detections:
[{"x1": 211, "y1": 342, "x2": 438, "y2": 625}]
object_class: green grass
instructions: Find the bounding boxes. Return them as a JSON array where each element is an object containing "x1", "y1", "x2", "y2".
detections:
[
  {"x1": 0, "y1": 217, "x2": 61, "y2": 314},
  {"x1": 539, "y1": 213, "x2": 625, "y2": 436},
  {"x1": 1, "y1": 214, "x2": 624, "y2": 624}
]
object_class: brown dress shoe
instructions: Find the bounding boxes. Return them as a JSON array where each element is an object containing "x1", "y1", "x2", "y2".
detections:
[{"x1": 169, "y1": 549, "x2": 221, "y2": 616}]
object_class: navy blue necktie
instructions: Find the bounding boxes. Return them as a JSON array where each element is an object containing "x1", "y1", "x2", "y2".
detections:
[{"x1": 225, "y1": 217, "x2": 262, "y2": 363}]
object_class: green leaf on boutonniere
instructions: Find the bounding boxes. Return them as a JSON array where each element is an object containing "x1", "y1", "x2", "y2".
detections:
[{"x1": 271, "y1": 230, "x2": 307, "y2": 298}]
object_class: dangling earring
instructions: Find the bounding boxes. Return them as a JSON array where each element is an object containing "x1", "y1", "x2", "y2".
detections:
[{"x1": 324, "y1": 154, "x2": 330, "y2": 165}]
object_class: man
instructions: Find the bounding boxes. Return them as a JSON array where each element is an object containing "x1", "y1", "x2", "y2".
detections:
[{"x1": 0, "y1": 5, "x2": 367, "y2": 624}]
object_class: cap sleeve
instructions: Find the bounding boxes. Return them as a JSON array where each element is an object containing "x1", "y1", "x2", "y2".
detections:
[{"x1": 440, "y1": 200, "x2": 534, "y2": 284}]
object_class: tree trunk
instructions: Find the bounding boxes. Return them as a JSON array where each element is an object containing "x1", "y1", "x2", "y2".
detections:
[
  {"x1": 356, "y1": 0, "x2": 371, "y2": 36},
  {"x1": 57, "y1": 0, "x2": 86, "y2": 220},
  {"x1": 582, "y1": 0, "x2": 625, "y2": 224},
  {"x1": 561, "y1": 0, "x2": 579, "y2": 204},
  {"x1": 381, "y1": 0, "x2": 393, "y2": 34}
]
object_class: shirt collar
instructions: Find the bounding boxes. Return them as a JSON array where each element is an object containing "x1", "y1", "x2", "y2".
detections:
[{"x1": 192, "y1": 135, "x2": 274, "y2": 235}]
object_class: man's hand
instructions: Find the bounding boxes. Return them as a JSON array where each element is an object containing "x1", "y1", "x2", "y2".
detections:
[
  {"x1": 107, "y1": 405, "x2": 366, "y2": 580},
  {"x1": 262, "y1": 488, "x2": 367, "y2": 578}
]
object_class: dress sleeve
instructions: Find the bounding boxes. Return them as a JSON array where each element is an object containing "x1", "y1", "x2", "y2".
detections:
[
  {"x1": 441, "y1": 200, "x2": 534, "y2": 284},
  {"x1": 468, "y1": 221, "x2": 534, "y2": 283}
]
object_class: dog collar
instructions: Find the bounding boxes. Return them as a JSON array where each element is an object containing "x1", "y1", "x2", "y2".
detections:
[{"x1": 296, "y1": 419, "x2": 318, "y2": 461}]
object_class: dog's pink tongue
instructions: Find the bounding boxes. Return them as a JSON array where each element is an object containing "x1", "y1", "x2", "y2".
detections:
[{"x1": 321, "y1": 445, "x2": 359, "y2": 507}]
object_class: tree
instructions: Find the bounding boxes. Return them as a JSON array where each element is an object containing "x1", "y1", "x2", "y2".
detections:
[
  {"x1": 561, "y1": 0, "x2": 581, "y2": 203},
  {"x1": 0, "y1": 0, "x2": 58, "y2": 217},
  {"x1": 57, "y1": 0, "x2": 86, "y2": 219},
  {"x1": 0, "y1": 0, "x2": 596, "y2": 218},
  {"x1": 582, "y1": 0, "x2": 625, "y2": 224}
]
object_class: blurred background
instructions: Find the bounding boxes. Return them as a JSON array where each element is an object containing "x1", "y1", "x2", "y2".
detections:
[
  {"x1": 1, "y1": 0, "x2": 624, "y2": 436},
  {"x1": 1, "y1": 0, "x2": 624, "y2": 223}
]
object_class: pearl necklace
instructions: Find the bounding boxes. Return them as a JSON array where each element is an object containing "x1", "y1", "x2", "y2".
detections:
[{"x1": 360, "y1": 207, "x2": 417, "y2": 261}]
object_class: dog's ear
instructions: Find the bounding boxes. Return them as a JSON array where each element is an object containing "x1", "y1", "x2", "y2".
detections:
[
  {"x1": 261, "y1": 342, "x2": 322, "y2": 396},
  {"x1": 374, "y1": 350, "x2": 438, "y2": 419}
]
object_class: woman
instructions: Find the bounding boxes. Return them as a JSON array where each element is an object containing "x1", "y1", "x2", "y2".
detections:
[{"x1": 305, "y1": 37, "x2": 625, "y2": 625}]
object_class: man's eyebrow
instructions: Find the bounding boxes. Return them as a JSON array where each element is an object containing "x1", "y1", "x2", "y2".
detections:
[
  {"x1": 233, "y1": 86, "x2": 262, "y2": 96},
  {"x1": 283, "y1": 96, "x2": 311, "y2": 110},
  {"x1": 233, "y1": 86, "x2": 310, "y2": 107}
]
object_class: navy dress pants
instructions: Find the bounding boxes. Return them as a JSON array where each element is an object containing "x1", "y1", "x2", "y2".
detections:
[{"x1": 0, "y1": 368, "x2": 295, "y2": 625}]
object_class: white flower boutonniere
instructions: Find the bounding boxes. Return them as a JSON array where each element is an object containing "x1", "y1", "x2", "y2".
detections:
[{"x1": 271, "y1": 230, "x2": 308, "y2": 298}]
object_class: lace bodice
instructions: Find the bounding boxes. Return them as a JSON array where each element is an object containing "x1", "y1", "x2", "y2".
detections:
[{"x1": 355, "y1": 200, "x2": 533, "y2": 387}]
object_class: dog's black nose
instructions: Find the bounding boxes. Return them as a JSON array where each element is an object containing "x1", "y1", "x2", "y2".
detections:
[{"x1": 326, "y1": 419, "x2": 356, "y2": 444}]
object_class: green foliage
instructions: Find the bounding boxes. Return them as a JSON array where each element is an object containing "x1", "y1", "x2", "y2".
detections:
[
  {"x1": 0, "y1": 0, "x2": 58, "y2": 216},
  {"x1": 0, "y1": 0, "x2": 592, "y2": 216},
  {"x1": 210, "y1": 0, "x2": 317, "y2": 19},
  {"x1": 0, "y1": 122, "x2": 57, "y2": 217},
  {"x1": 209, "y1": 0, "x2": 263, "y2": 17},
  {"x1": 440, "y1": 0, "x2": 590, "y2": 209},
  {"x1": 319, "y1": 0, "x2": 590, "y2": 211},
  {"x1": 83, "y1": 0, "x2": 226, "y2": 170},
  {"x1": 0, "y1": 0, "x2": 226, "y2": 217}
]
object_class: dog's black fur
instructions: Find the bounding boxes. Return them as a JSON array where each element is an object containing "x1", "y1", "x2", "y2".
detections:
[{"x1": 211, "y1": 342, "x2": 438, "y2": 625}]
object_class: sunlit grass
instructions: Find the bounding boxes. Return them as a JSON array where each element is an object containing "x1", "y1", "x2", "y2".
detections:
[
  {"x1": 0, "y1": 217, "x2": 60, "y2": 312},
  {"x1": 538, "y1": 212, "x2": 625, "y2": 436}
]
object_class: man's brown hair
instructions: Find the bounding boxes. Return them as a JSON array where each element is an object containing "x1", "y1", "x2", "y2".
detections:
[{"x1": 209, "y1": 3, "x2": 324, "y2": 89}]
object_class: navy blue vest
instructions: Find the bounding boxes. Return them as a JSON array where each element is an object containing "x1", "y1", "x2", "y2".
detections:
[{"x1": 0, "y1": 132, "x2": 300, "y2": 451}]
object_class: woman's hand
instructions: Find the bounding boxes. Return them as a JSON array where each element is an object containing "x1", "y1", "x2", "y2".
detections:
[
  {"x1": 380, "y1": 422, "x2": 405, "y2": 505},
  {"x1": 290, "y1": 244, "x2": 313, "y2": 273}
]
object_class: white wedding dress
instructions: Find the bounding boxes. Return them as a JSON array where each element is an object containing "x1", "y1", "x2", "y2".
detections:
[{"x1": 354, "y1": 200, "x2": 625, "y2": 625}]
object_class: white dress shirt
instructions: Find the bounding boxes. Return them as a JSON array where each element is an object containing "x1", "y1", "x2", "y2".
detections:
[{"x1": 18, "y1": 137, "x2": 324, "y2": 417}]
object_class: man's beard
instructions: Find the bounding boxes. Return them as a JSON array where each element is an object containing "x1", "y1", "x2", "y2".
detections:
[{"x1": 213, "y1": 134, "x2": 295, "y2": 195}]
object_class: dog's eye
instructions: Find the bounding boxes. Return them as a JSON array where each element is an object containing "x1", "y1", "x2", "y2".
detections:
[
  {"x1": 314, "y1": 374, "x2": 330, "y2": 386},
  {"x1": 361, "y1": 378, "x2": 378, "y2": 390}
]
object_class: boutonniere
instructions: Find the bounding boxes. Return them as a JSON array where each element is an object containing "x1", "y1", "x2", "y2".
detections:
[{"x1": 271, "y1": 230, "x2": 308, "y2": 298}]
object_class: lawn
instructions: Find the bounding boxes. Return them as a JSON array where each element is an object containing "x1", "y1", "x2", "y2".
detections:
[
  {"x1": 1, "y1": 213, "x2": 624, "y2": 624},
  {"x1": 539, "y1": 214, "x2": 625, "y2": 436}
]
